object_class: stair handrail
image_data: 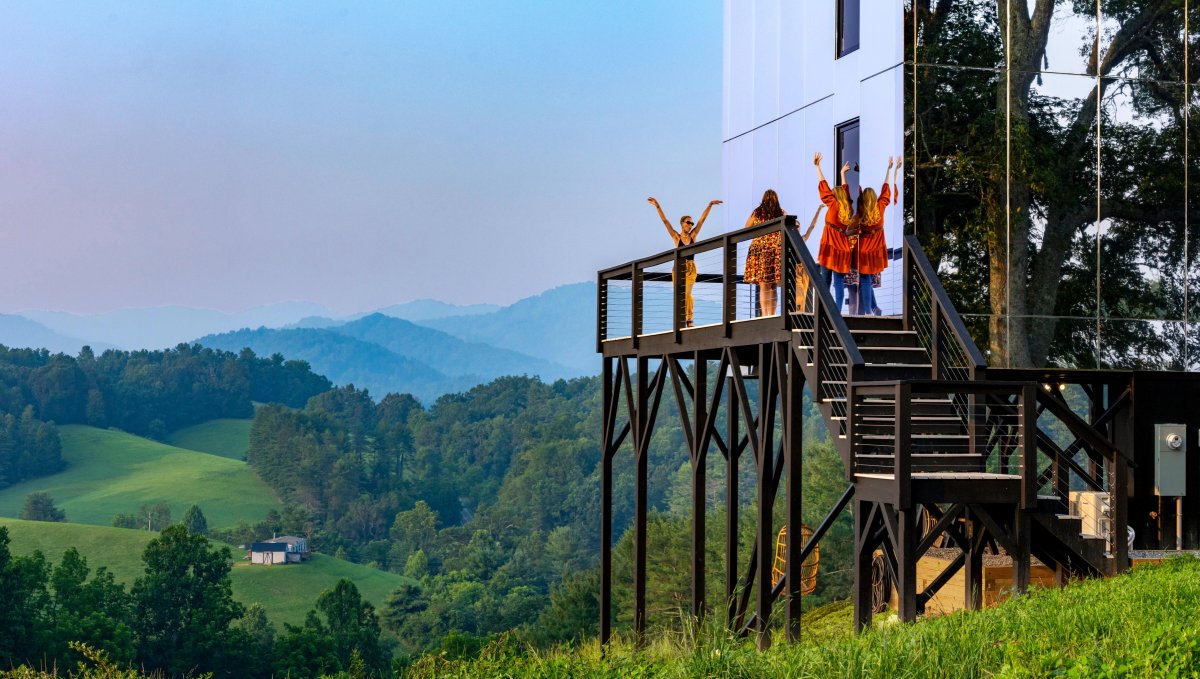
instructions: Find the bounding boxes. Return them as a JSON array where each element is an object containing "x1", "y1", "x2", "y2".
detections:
[
  {"x1": 902, "y1": 235, "x2": 987, "y2": 380},
  {"x1": 783, "y1": 227, "x2": 866, "y2": 374},
  {"x1": 1034, "y1": 389, "x2": 1134, "y2": 466},
  {"x1": 1030, "y1": 387, "x2": 1131, "y2": 571}
]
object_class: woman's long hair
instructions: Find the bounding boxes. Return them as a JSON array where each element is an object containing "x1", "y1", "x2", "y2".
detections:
[
  {"x1": 858, "y1": 188, "x2": 881, "y2": 227},
  {"x1": 753, "y1": 189, "x2": 784, "y2": 222},
  {"x1": 831, "y1": 185, "x2": 853, "y2": 225}
]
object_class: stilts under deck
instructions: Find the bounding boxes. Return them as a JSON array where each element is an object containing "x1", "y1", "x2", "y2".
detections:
[{"x1": 595, "y1": 216, "x2": 1167, "y2": 648}]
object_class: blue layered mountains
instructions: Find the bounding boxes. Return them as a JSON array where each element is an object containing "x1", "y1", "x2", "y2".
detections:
[
  {"x1": 195, "y1": 283, "x2": 598, "y2": 403},
  {"x1": 0, "y1": 314, "x2": 116, "y2": 355},
  {"x1": 1, "y1": 283, "x2": 598, "y2": 403}
]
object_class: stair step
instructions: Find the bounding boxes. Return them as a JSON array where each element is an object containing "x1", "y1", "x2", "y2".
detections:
[
  {"x1": 843, "y1": 316, "x2": 904, "y2": 331},
  {"x1": 858, "y1": 434, "x2": 973, "y2": 454},
  {"x1": 851, "y1": 329, "x2": 920, "y2": 348},
  {"x1": 855, "y1": 453, "x2": 986, "y2": 473},
  {"x1": 856, "y1": 419, "x2": 966, "y2": 436},
  {"x1": 862, "y1": 364, "x2": 936, "y2": 380},
  {"x1": 859, "y1": 346, "x2": 931, "y2": 364},
  {"x1": 856, "y1": 408, "x2": 962, "y2": 420}
]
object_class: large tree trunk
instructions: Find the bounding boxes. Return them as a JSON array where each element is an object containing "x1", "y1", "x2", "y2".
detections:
[{"x1": 989, "y1": 0, "x2": 1052, "y2": 368}]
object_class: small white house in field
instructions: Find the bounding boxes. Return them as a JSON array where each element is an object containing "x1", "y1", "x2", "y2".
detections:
[{"x1": 249, "y1": 536, "x2": 310, "y2": 565}]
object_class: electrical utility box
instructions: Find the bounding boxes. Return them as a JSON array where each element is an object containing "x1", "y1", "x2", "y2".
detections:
[{"x1": 1154, "y1": 423, "x2": 1187, "y2": 497}]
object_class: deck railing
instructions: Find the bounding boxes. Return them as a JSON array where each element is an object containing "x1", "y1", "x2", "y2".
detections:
[
  {"x1": 781, "y1": 226, "x2": 864, "y2": 424},
  {"x1": 903, "y1": 235, "x2": 987, "y2": 381},
  {"x1": 597, "y1": 217, "x2": 863, "y2": 361},
  {"x1": 849, "y1": 380, "x2": 1038, "y2": 509}
]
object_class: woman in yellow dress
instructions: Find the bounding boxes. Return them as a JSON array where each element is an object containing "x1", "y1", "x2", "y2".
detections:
[{"x1": 647, "y1": 196, "x2": 722, "y2": 327}]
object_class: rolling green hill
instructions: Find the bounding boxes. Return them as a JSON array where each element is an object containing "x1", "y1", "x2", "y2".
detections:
[
  {"x1": 0, "y1": 519, "x2": 414, "y2": 628},
  {"x1": 229, "y1": 554, "x2": 413, "y2": 625},
  {"x1": 0, "y1": 425, "x2": 280, "y2": 528},
  {"x1": 165, "y1": 418, "x2": 254, "y2": 460}
]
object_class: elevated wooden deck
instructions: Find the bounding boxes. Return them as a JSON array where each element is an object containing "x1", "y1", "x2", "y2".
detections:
[{"x1": 598, "y1": 217, "x2": 1138, "y2": 647}]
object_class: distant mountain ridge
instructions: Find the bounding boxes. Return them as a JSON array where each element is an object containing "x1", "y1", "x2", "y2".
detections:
[
  {"x1": 195, "y1": 327, "x2": 466, "y2": 404},
  {"x1": 422, "y1": 282, "x2": 597, "y2": 375},
  {"x1": 0, "y1": 314, "x2": 114, "y2": 354},
  {"x1": 366, "y1": 299, "x2": 500, "y2": 322},
  {"x1": 331, "y1": 314, "x2": 572, "y2": 380},
  {"x1": 11, "y1": 283, "x2": 601, "y2": 400},
  {"x1": 21, "y1": 301, "x2": 334, "y2": 350},
  {"x1": 195, "y1": 311, "x2": 579, "y2": 403}
]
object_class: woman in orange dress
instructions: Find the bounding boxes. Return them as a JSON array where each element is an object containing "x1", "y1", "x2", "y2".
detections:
[
  {"x1": 744, "y1": 189, "x2": 786, "y2": 316},
  {"x1": 856, "y1": 157, "x2": 900, "y2": 315},
  {"x1": 814, "y1": 152, "x2": 855, "y2": 309}
]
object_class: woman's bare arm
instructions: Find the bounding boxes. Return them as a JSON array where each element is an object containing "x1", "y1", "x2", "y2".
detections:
[
  {"x1": 813, "y1": 152, "x2": 827, "y2": 184},
  {"x1": 647, "y1": 197, "x2": 678, "y2": 240},
  {"x1": 693, "y1": 199, "x2": 722, "y2": 238},
  {"x1": 804, "y1": 206, "x2": 823, "y2": 240}
]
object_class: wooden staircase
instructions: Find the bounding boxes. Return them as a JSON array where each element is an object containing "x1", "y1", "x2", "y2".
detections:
[{"x1": 782, "y1": 230, "x2": 1129, "y2": 593}]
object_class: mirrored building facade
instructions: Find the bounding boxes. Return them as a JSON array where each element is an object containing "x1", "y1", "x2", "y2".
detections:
[{"x1": 725, "y1": 1, "x2": 1198, "y2": 370}]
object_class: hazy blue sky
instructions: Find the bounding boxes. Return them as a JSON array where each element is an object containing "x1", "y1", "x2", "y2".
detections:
[{"x1": 0, "y1": 1, "x2": 723, "y2": 314}]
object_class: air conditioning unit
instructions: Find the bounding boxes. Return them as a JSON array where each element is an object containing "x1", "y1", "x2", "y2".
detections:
[{"x1": 1069, "y1": 490, "x2": 1111, "y2": 539}]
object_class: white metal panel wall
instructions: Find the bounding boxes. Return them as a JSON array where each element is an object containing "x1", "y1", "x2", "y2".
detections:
[{"x1": 723, "y1": 0, "x2": 904, "y2": 313}]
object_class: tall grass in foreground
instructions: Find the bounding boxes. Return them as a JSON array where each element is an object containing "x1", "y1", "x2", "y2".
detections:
[{"x1": 402, "y1": 558, "x2": 1200, "y2": 678}]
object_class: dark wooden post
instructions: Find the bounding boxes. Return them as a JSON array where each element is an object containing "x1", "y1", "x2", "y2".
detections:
[
  {"x1": 964, "y1": 509, "x2": 983, "y2": 610},
  {"x1": 1013, "y1": 506, "x2": 1031, "y2": 595},
  {"x1": 599, "y1": 357, "x2": 613, "y2": 644},
  {"x1": 929, "y1": 300, "x2": 941, "y2": 379},
  {"x1": 632, "y1": 264, "x2": 643, "y2": 350},
  {"x1": 896, "y1": 382, "x2": 912, "y2": 510},
  {"x1": 897, "y1": 507, "x2": 917, "y2": 621},
  {"x1": 725, "y1": 354, "x2": 739, "y2": 627},
  {"x1": 1020, "y1": 384, "x2": 1038, "y2": 509},
  {"x1": 634, "y1": 356, "x2": 649, "y2": 645},
  {"x1": 755, "y1": 345, "x2": 775, "y2": 650},
  {"x1": 596, "y1": 273, "x2": 606, "y2": 353},
  {"x1": 723, "y1": 235, "x2": 735, "y2": 337},
  {"x1": 902, "y1": 244, "x2": 913, "y2": 331},
  {"x1": 1112, "y1": 454, "x2": 1130, "y2": 574},
  {"x1": 691, "y1": 355, "x2": 707, "y2": 619},
  {"x1": 784, "y1": 344, "x2": 804, "y2": 642},
  {"x1": 853, "y1": 499, "x2": 874, "y2": 632},
  {"x1": 673, "y1": 249, "x2": 684, "y2": 344}
]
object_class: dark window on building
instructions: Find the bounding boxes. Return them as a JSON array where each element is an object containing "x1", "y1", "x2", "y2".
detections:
[
  {"x1": 837, "y1": 0, "x2": 860, "y2": 58},
  {"x1": 836, "y1": 119, "x2": 861, "y2": 197}
]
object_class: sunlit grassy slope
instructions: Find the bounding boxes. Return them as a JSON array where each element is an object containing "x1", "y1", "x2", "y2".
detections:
[
  {"x1": 165, "y1": 418, "x2": 253, "y2": 460},
  {"x1": 0, "y1": 425, "x2": 279, "y2": 528},
  {"x1": 1, "y1": 519, "x2": 413, "y2": 627},
  {"x1": 403, "y1": 559, "x2": 1200, "y2": 678}
]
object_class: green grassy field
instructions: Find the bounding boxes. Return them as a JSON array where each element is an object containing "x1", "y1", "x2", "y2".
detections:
[
  {"x1": 0, "y1": 519, "x2": 414, "y2": 628},
  {"x1": 165, "y1": 418, "x2": 253, "y2": 460},
  {"x1": 402, "y1": 559, "x2": 1200, "y2": 678},
  {"x1": 0, "y1": 425, "x2": 279, "y2": 528},
  {"x1": 229, "y1": 554, "x2": 414, "y2": 626}
]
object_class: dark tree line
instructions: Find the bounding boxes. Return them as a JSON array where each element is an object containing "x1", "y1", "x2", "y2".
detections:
[
  {"x1": 0, "y1": 343, "x2": 331, "y2": 488},
  {"x1": 0, "y1": 525, "x2": 388, "y2": 678}
]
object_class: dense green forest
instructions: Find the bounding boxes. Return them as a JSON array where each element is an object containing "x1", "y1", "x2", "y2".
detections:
[
  {"x1": 240, "y1": 370, "x2": 850, "y2": 658},
  {"x1": 0, "y1": 342, "x2": 853, "y2": 670},
  {"x1": 0, "y1": 344, "x2": 330, "y2": 488}
]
